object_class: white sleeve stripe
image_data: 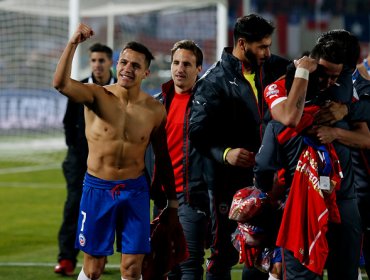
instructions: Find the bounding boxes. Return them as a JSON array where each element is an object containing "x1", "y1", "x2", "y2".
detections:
[{"x1": 271, "y1": 97, "x2": 287, "y2": 109}]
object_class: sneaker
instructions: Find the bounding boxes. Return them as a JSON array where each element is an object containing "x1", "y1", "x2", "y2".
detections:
[{"x1": 54, "y1": 259, "x2": 75, "y2": 276}]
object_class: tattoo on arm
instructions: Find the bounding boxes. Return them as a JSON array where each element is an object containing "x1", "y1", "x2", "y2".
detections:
[{"x1": 295, "y1": 96, "x2": 304, "y2": 109}]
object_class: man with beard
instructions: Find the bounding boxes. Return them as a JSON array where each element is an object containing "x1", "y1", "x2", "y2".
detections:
[{"x1": 189, "y1": 14, "x2": 289, "y2": 280}]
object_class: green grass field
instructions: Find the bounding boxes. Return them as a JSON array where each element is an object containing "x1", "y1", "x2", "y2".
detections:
[
  {"x1": 0, "y1": 143, "x2": 367, "y2": 280},
  {"x1": 0, "y1": 147, "x2": 130, "y2": 280},
  {"x1": 0, "y1": 144, "x2": 241, "y2": 279}
]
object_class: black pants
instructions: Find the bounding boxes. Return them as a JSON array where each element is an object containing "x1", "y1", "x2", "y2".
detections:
[
  {"x1": 326, "y1": 198, "x2": 362, "y2": 280},
  {"x1": 57, "y1": 148, "x2": 86, "y2": 264},
  {"x1": 282, "y1": 249, "x2": 322, "y2": 280},
  {"x1": 242, "y1": 266, "x2": 268, "y2": 280},
  {"x1": 206, "y1": 189, "x2": 239, "y2": 280},
  {"x1": 358, "y1": 196, "x2": 370, "y2": 278},
  {"x1": 168, "y1": 192, "x2": 210, "y2": 280},
  {"x1": 281, "y1": 198, "x2": 362, "y2": 280}
]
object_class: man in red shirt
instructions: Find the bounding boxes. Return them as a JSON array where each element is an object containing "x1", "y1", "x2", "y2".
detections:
[{"x1": 147, "y1": 40, "x2": 209, "y2": 279}]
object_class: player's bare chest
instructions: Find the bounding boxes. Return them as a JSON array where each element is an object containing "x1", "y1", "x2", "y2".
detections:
[{"x1": 114, "y1": 104, "x2": 155, "y2": 143}]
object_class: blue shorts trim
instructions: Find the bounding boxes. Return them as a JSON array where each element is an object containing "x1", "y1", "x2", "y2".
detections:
[{"x1": 75, "y1": 173, "x2": 150, "y2": 256}]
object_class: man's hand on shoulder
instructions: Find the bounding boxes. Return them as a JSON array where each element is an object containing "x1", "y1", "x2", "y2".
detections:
[{"x1": 314, "y1": 101, "x2": 348, "y2": 125}]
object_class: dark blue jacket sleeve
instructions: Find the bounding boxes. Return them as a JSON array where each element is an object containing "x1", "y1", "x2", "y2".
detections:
[
  {"x1": 253, "y1": 122, "x2": 282, "y2": 192},
  {"x1": 350, "y1": 74, "x2": 370, "y2": 122},
  {"x1": 189, "y1": 79, "x2": 227, "y2": 164}
]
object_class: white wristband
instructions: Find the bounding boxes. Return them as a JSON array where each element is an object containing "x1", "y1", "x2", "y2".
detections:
[{"x1": 294, "y1": 67, "x2": 309, "y2": 80}]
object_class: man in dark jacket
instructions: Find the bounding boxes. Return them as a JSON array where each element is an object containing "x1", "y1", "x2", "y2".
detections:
[
  {"x1": 259, "y1": 36, "x2": 363, "y2": 279},
  {"x1": 147, "y1": 40, "x2": 210, "y2": 280},
  {"x1": 310, "y1": 31, "x2": 370, "y2": 278},
  {"x1": 54, "y1": 43, "x2": 116, "y2": 276},
  {"x1": 316, "y1": 70, "x2": 370, "y2": 279},
  {"x1": 188, "y1": 14, "x2": 289, "y2": 280}
]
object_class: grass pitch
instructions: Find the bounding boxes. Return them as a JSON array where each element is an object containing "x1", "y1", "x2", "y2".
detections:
[
  {"x1": 0, "y1": 147, "x2": 125, "y2": 279},
  {"x1": 0, "y1": 145, "x2": 367, "y2": 280}
]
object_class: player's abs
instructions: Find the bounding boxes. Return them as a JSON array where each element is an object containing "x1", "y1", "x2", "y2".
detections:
[{"x1": 87, "y1": 139, "x2": 147, "y2": 181}]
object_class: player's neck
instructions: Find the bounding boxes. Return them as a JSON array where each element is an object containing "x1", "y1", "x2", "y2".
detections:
[
  {"x1": 125, "y1": 85, "x2": 143, "y2": 103},
  {"x1": 94, "y1": 73, "x2": 111, "y2": 86}
]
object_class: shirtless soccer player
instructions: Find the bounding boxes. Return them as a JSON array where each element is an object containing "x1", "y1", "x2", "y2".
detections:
[{"x1": 53, "y1": 23, "x2": 180, "y2": 280}]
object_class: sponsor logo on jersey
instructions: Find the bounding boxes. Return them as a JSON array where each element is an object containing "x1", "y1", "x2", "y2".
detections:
[{"x1": 265, "y1": 84, "x2": 280, "y2": 99}]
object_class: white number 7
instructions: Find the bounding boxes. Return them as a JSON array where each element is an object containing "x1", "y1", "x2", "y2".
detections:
[{"x1": 80, "y1": 211, "x2": 86, "y2": 231}]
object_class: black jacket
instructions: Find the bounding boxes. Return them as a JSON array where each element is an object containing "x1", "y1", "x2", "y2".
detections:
[
  {"x1": 189, "y1": 47, "x2": 289, "y2": 192},
  {"x1": 351, "y1": 72, "x2": 370, "y2": 199},
  {"x1": 146, "y1": 80, "x2": 208, "y2": 207},
  {"x1": 255, "y1": 119, "x2": 356, "y2": 202},
  {"x1": 349, "y1": 72, "x2": 370, "y2": 122}
]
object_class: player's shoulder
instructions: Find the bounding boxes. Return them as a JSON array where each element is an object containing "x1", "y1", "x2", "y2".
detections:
[
  {"x1": 92, "y1": 83, "x2": 118, "y2": 98},
  {"x1": 141, "y1": 91, "x2": 166, "y2": 114},
  {"x1": 264, "y1": 78, "x2": 287, "y2": 105},
  {"x1": 356, "y1": 63, "x2": 370, "y2": 80},
  {"x1": 265, "y1": 78, "x2": 286, "y2": 94},
  {"x1": 104, "y1": 84, "x2": 116, "y2": 91},
  {"x1": 140, "y1": 93, "x2": 167, "y2": 128}
]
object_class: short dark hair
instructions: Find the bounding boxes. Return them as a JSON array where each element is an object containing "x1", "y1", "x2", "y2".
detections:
[
  {"x1": 310, "y1": 40, "x2": 345, "y2": 65},
  {"x1": 121, "y1": 41, "x2": 155, "y2": 68},
  {"x1": 89, "y1": 43, "x2": 113, "y2": 59},
  {"x1": 317, "y1": 29, "x2": 360, "y2": 70},
  {"x1": 233, "y1": 14, "x2": 275, "y2": 46},
  {"x1": 171, "y1": 40, "x2": 203, "y2": 67}
]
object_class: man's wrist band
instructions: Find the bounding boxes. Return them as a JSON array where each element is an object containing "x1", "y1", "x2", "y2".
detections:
[
  {"x1": 167, "y1": 200, "x2": 179, "y2": 208},
  {"x1": 223, "y1": 147, "x2": 232, "y2": 164},
  {"x1": 294, "y1": 68, "x2": 309, "y2": 80}
]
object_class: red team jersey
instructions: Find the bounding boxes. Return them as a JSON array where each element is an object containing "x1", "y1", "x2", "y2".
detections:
[
  {"x1": 166, "y1": 92, "x2": 191, "y2": 193},
  {"x1": 264, "y1": 79, "x2": 287, "y2": 110},
  {"x1": 276, "y1": 143, "x2": 341, "y2": 275},
  {"x1": 263, "y1": 75, "x2": 344, "y2": 274}
]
